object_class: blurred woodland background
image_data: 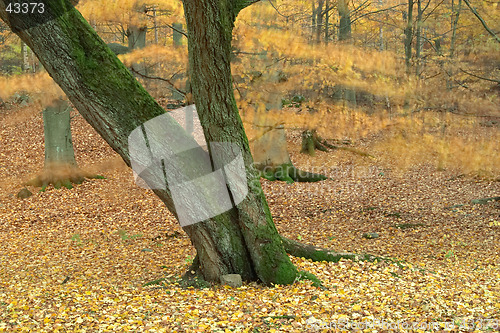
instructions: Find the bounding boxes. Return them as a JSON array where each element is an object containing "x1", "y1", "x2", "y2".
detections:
[{"x1": 0, "y1": 0, "x2": 499, "y2": 178}]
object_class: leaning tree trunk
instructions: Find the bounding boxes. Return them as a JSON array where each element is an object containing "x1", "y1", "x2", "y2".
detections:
[{"x1": 0, "y1": 0, "x2": 299, "y2": 285}]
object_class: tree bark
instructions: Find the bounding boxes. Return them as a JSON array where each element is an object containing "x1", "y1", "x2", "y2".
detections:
[
  {"x1": 338, "y1": 0, "x2": 351, "y2": 41},
  {"x1": 316, "y1": 0, "x2": 324, "y2": 43},
  {"x1": 415, "y1": 0, "x2": 422, "y2": 77},
  {"x1": 20, "y1": 40, "x2": 29, "y2": 72},
  {"x1": 126, "y1": 25, "x2": 147, "y2": 76},
  {"x1": 0, "y1": 0, "x2": 298, "y2": 285},
  {"x1": 404, "y1": 0, "x2": 414, "y2": 74},
  {"x1": 27, "y1": 98, "x2": 96, "y2": 189},
  {"x1": 182, "y1": 0, "x2": 299, "y2": 283},
  {"x1": 324, "y1": 0, "x2": 329, "y2": 43},
  {"x1": 449, "y1": 0, "x2": 462, "y2": 58},
  {"x1": 43, "y1": 99, "x2": 77, "y2": 167}
]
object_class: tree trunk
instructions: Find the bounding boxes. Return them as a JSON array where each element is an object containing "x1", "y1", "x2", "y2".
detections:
[
  {"x1": 311, "y1": 0, "x2": 316, "y2": 40},
  {"x1": 378, "y1": 0, "x2": 384, "y2": 50},
  {"x1": 447, "y1": 0, "x2": 462, "y2": 89},
  {"x1": 43, "y1": 99, "x2": 77, "y2": 167},
  {"x1": 415, "y1": 0, "x2": 423, "y2": 77},
  {"x1": 449, "y1": 0, "x2": 462, "y2": 58},
  {"x1": 300, "y1": 129, "x2": 328, "y2": 157},
  {"x1": 152, "y1": 6, "x2": 159, "y2": 45},
  {"x1": 172, "y1": 22, "x2": 185, "y2": 101},
  {"x1": 27, "y1": 98, "x2": 94, "y2": 189},
  {"x1": 404, "y1": 0, "x2": 414, "y2": 74},
  {"x1": 324, "y1": 0, "x2": 329, "y2": 43},
  {"x1": 126, "y1": 25, "x2": 147, "y2": 76},
  {"x1": 20, "y1": 40, "x2": 29, "y2": 72},
  {"x1": 252, "y1": 121, "x2": 327, "y2": 183},
  {"x1": 316, "y1": 0, "x2": 324, "y2": 43},
  {"x1": 248, "y1": 55, "x2": 326, "y2": 183},
  {"x1": 172, "y1": 23, "x2": 183, "y2": 47},
  {"x1": 0, "y1": 0, "x2": 299, "y2": 285},
  {"x1": 182, "y1": 0, "x2": 302, "y2": 284},
  {"x1": 338, "y1": 0, "x2": 351, "y2": 41}
]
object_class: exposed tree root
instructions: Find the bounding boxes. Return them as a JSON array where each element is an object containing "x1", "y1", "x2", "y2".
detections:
[
  {"x1": 281, "y1": 236, "x2": 382, "y2": 263},
  {"x1": 26, "y1": 163, "x2": 104, "y2": 190},
  {"x1": 259, "y1": 162, "x2": 327, "y2": 183}
]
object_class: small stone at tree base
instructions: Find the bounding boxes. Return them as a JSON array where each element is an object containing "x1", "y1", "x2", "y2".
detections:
[
  {"x1": 221, "y1": 274, "x2": 242, "y2": 288},
  {"x1": 16, "y1": 188, "x2": 32, "y2": 199},
  {"x1": 362, "y1": 232, "x2": 379, "y2": 239}
]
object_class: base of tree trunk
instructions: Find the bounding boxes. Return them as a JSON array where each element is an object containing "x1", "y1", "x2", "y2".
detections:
[
  {"x1": 26, "y1": 163, "x2": 104, "y2": 190},
  {"x1": 180, "y1": 236, "x2": 388, "y2": 288},
  {"x1": 301, "y1": 129, "x2": 328, "y2": 156},
  {"x1": 259, "y1": 162, "x2": 327, "y2": 183},
  {"x1": 180, "y1": 255, "x2": 213, "y2": 288},
  {"x1": 301, "y1": 129, "x2": 374, "y2": 158}
]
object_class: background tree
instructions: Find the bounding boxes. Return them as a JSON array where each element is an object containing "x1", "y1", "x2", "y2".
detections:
[{"x1": 27, "y1": 98, "x2": 101, "y2": 190}]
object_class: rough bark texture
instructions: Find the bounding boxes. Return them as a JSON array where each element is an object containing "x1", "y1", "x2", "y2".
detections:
[
  {"x1": 0, "y1": 0, "x2": 298, "y2": 285},
  {"x1": 182, "y1": 0, "x2": 298, "y2": 284}
]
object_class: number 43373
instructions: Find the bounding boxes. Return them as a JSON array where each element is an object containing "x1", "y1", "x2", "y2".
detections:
[{"x1": 6, "y1": 2, "x2": 45, "y2": 14}]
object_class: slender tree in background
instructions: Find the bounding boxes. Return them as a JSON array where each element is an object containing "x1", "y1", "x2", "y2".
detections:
[
  {"x1": 338, "y1": 0, "x2": 351, "y2": 41},
  {"x1": 404, "y1": 0, "x2": 414, "y2": 74},
  {"x1": 20, "y1": 40, "x2": 28, "y2": 72},
  {"x1": 449, "y1": 0, "x2": 462, "y2": 59}
]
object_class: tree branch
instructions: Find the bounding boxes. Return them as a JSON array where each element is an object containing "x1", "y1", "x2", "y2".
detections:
[
  {"x1": 462, "y1": 0, "x2": 500, "y2": 43},
  {"x1": 130, "y1": 68, "x2": 186, "y2": 96},
  {"x1": 267, "y1": 0, "x2": 289, "y2": 18},
  {"x1": 165, "y1": 23, "x2": 187, "y2": 38},
  {"x1": 460, "y1": 68, "x2": 500, "y2": 84},
  {"x1": 351, "y1": 4, "x2": 406, "y2": 24}
]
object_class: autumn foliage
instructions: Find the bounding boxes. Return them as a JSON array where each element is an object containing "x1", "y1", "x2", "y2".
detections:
[{"x1": 0, "y1": 0, "x2": 499, "y2": 330}]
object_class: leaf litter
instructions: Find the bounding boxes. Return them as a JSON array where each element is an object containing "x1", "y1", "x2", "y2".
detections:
[{"x1": 0, "y1": 104, "x2": 498, "y2": 332}]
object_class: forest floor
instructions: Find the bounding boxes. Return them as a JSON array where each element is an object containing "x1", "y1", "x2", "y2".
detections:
[{"x1": 0, "y1": 103, "x2": 499, "y2": 332}]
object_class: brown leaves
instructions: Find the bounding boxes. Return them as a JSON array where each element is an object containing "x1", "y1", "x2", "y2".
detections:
[{"x1": 1, "y1": 96, "x2": 499, "y2": 331}]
